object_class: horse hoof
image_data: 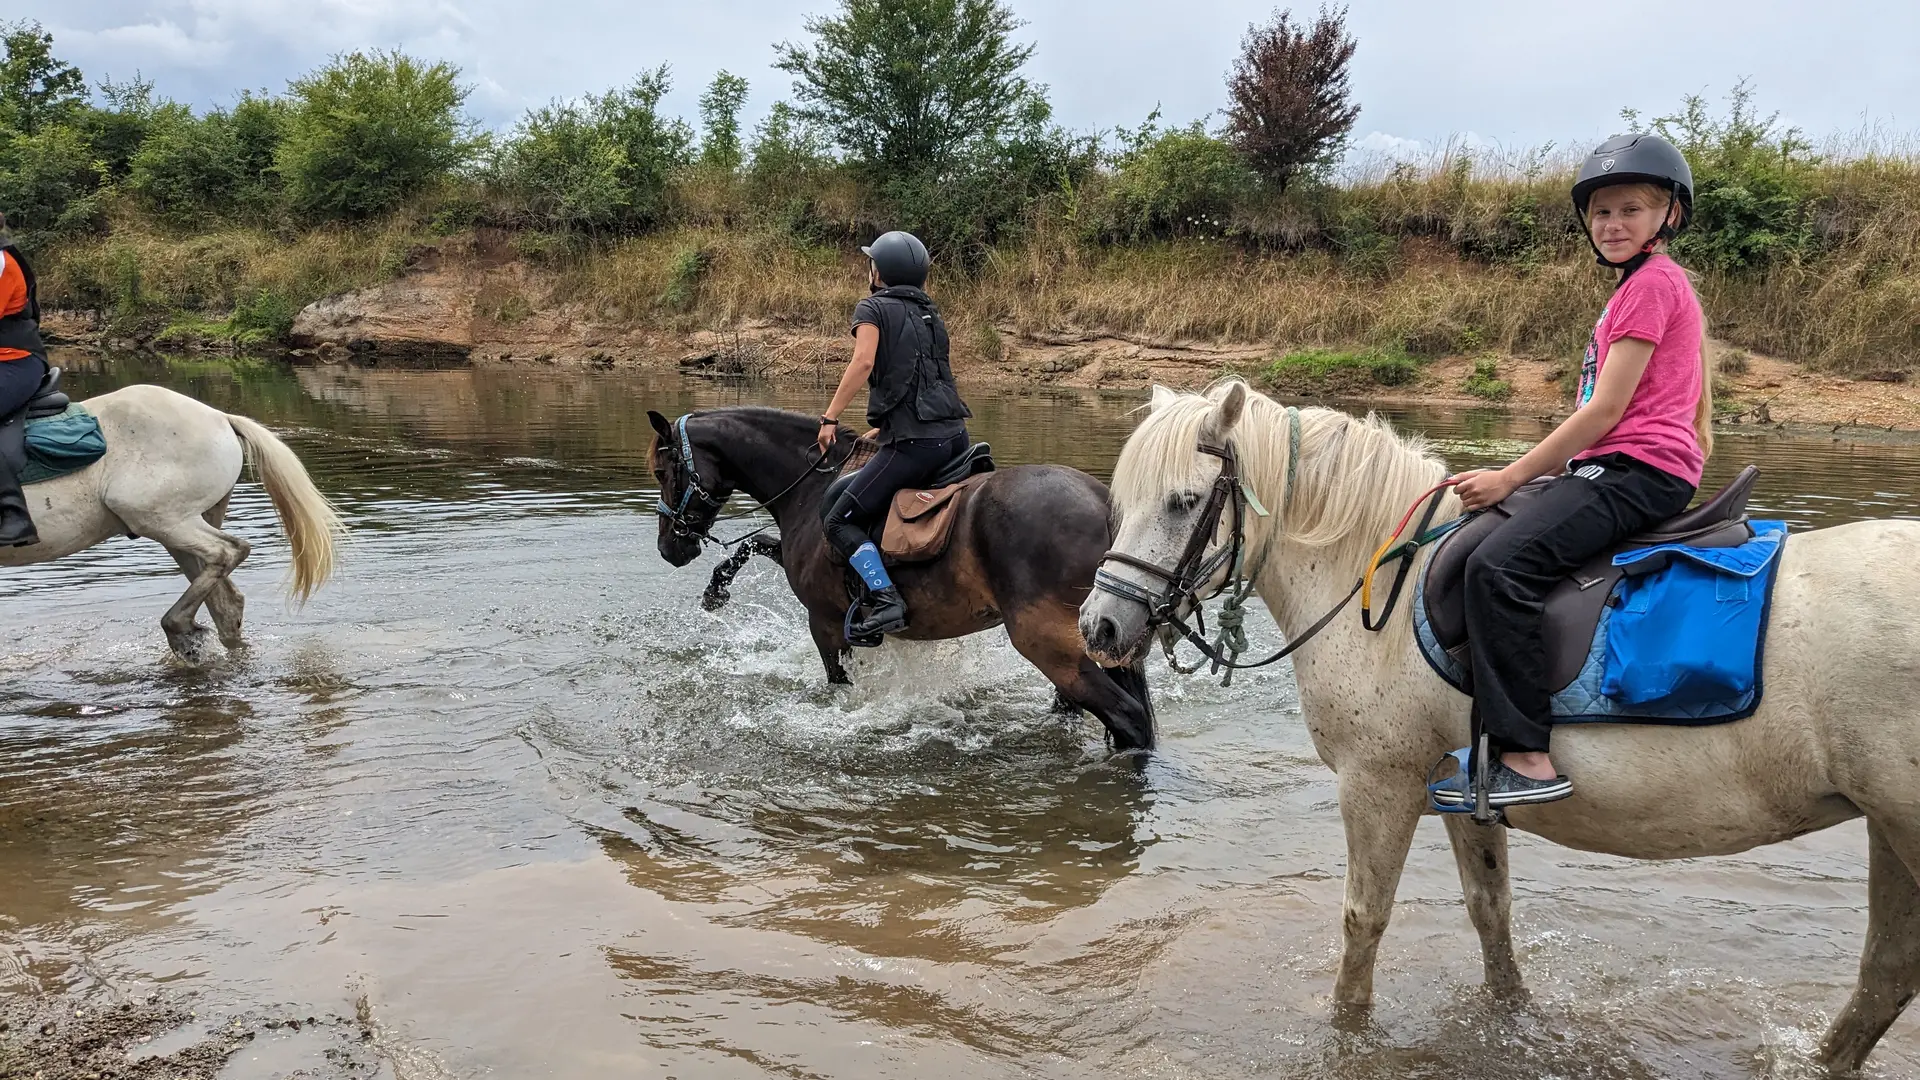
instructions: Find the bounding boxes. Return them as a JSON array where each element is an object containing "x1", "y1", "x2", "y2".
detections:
[{"x1": 166, "y1": 626, "x2": 219, "y2": 664}]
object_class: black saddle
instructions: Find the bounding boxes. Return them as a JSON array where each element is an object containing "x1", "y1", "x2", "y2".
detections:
[
  {"x1": 1422, "y1": 464, "x2": 1760, "y2": 692},
  {"x1": 821, "y1": 441, "x2": 996, "y2": 518},
  {"x1": 0, "y1": 366, "x2": 71, "y2": 477}
]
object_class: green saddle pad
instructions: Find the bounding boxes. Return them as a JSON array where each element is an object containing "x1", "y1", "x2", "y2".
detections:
[{"x1": 22, "y1": 404, "x2": 107, "y2": 485}]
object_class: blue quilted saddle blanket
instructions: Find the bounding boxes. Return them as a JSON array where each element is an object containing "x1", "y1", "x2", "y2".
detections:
[
  {"x1": 1414, "y1": 521, "x2": 1789, "y2": 725},
  {"x1": 22, "y1": 404, "x2": 107, "y2": 484}
]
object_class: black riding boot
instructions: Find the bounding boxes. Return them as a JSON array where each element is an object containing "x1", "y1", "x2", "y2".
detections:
[
  {"x1": 0, "y1": 453, "x2": 38, "y2": 547},
  {"x1": 849, "y1": 586, "x2": 908, "y2": 639}
]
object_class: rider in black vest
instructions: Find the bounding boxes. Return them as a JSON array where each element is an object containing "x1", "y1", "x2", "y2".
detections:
[
  {"x1": 0, "y1": 212, "x2": 50, "y2": 547},
  {"x1": 815, "y1": 231, "x2": 972, "y2": 639}
]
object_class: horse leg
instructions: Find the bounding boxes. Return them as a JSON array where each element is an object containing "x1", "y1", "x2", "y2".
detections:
[
  {"x1": 1332, "y1": 768, "x2": 1426, "y2": 1008},
  {"x1": 194, "y1": 494, "x2": 246, "y2": 649},
  {"x1": 809, "y1": 612, "x2": 850, "y2": 685},
  {"x1": 1004, "y1": 603, "x2": 1152, "y2": 749},
  {"x1": 1442, "y1": 814, "x2": 1525, "y2": 997},
  {"x1": 1820, "y1": 819, "x2": 1920, "y2": 1072},
  {"x1": 146, "y1": 517, "x2": 251, "y2": 661}
]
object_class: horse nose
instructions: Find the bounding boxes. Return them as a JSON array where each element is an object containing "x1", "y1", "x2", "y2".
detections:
[{"x1": 1085, "y1": 613, "x2": 1119, "y2": 655}]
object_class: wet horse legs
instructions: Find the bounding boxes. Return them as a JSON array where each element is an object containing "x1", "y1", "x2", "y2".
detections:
[
  {"x1": 1442, "y1": 814, "x2": 1525, "y2": 997},
  {"x1": 153, "y1": 515, "x2": 252, "y2": 660},
  {"x1": 1821, "y1": 819, "x2": 1920, "y2": 1071}
]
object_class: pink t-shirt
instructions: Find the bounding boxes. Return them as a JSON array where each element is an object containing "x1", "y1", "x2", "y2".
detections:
[{"x1": 1574, "y1": 254, "x2": 1705, "y2": 486}]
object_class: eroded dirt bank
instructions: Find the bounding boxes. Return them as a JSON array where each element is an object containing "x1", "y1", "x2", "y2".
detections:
[{"x1": 41, "y1": 243, "x2": 1920, "y2": 433}]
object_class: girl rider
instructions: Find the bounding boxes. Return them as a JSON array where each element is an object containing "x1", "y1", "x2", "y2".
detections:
[
  {"x1": 815, "y1": 231, "x2": 973, "y2": 642},
  {"x1": 1441, "y1": 134, "x2": 1712, "y2": 808}
]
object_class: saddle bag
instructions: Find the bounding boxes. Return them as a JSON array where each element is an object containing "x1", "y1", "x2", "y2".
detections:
[
  {"x1": 1601, "y1": 522, "x2": 1787, "y2": 705},
  {"x1": 881, "y1": 484, "x2": 972, "y2": 563}
]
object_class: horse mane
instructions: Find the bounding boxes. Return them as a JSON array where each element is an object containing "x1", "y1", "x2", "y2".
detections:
[{"x1": 1113, "y1": 379, "x2": 1454, "y2": 577}]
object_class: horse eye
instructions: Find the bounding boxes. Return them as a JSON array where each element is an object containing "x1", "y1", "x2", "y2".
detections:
[{"x1": 1165, "y1": 492, "x2": 1202, "y2": 514}]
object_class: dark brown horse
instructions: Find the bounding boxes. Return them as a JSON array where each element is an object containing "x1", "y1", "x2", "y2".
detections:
[{"x1": 647, "y1": 407, "x2": 1155, "y2": 750}]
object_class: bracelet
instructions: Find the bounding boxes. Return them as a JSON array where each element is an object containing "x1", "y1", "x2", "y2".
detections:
[{"x1": 819, "y1": 415, "x2": 839, "y2": 427}]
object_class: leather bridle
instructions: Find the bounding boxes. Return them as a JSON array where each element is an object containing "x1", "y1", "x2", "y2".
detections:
[
  {"x1": 1092, "y1": 406, "x2": 1368, "y2": 674},
  {"x1": 654, "y1": 414, "x2": 730, "y2": 543},
  {"x1": 1093, "y1": 440, "x2": 1247, "y2": 629}
]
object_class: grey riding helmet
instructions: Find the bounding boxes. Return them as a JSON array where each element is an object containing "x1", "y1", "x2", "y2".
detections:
[
  {"x1": 861, "y1": 231, "x2": 930, "y2": 288},
  {"x1": 1571, "y1": 133, "x2": 1694, "y2": 232}
]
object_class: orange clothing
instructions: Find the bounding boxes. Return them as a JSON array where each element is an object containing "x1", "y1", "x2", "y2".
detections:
[{"x1": 0, "y1": 249, "x2": 30, "y2": 362}]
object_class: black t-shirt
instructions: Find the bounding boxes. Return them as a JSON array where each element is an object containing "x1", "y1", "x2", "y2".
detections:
[{"x1": 851, "y1": 293, "x2": 968, "y2": 442}]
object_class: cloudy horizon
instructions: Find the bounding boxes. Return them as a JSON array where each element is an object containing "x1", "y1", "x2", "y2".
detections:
[{"x1": 13, "y1": 1, "x2": 1918, "y2": 162}]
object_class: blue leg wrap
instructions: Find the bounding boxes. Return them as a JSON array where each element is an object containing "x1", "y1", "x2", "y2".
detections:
[{"x1": 848, "y1": 543, "x2": 893, "y2": 592}]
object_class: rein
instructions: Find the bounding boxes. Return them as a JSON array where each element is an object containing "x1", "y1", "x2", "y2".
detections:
[
  {"x1": 653, "y1": 413, "x2": 848, "y2": 549},
  {"x1": 1095, "y1": 406, "x2": 1467, "y2": 682}
]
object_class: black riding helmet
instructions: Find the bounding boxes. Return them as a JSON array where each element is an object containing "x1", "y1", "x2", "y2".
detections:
[
  {"x1": 1572, "y1": 133, "x2": 1694, "y2": 272},
  {"x1": 861, "y1": 231, "x2": 930, "y2": 288}
]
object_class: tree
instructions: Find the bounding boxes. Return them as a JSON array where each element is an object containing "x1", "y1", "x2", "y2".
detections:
[
  {"x1": 698, "y1": 70, "x2": 749, "y2": 172},
  {"x1": 1223, "y1": 6, "x2": 1359, "y2": 191},
  {"x1": 0, "y1": 21, "x2": 86, "y2": 135},
  {"x1": 773, "y1": 0, "x2": 1043, "y2": 176},
  {"x1": 276, "y1": 50, "x2": 479, "y2": 221}
]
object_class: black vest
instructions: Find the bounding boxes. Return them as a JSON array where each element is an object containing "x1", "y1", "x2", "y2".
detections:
[
  {"x1": 862, "y1": 286, "x2": 970, "y2": 437},
  {"x1": 0, "y1": 243, "x2": 47, "y2": 362}
]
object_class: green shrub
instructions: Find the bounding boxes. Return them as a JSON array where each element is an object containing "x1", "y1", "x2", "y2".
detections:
[
  {"x1": 658, "y1": 246, "x2": 711, "y2": 310},
  {"x1": 1098, "y1": 121, "x2": 1255, "y2": 241},
  {"x1": 228, "y1": 287, "x2": 298, "y2": 343},
  {"x1": 1635, "y1": 80, "x2": 1819, "y2": 273},
  {"x1": 1464, "y1": 357, "x2": 1512, "y2": 400},
  {"x1": 0, "y1": 122, "x2": 104, "y2": 244},
  {"x1": 496, "y1": 67, "x2": 693, "y2": 234},
  {"x1": 128, "y1": 103, "x2": 245, "y2": 225},
  {"x1": 1263, "y1": 347, "x2": 1420, "y2": 391},
  {"x1": 277, "y1": 50, "x2": 479, "y2": 221}
]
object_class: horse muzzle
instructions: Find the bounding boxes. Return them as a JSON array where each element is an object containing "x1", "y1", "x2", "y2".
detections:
[{"x1": 1080, "y1": 597, "x2": 1152, "y2": 668}]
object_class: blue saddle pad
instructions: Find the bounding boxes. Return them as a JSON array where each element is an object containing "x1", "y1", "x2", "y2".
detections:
[
  {"x1": 22, "y1": 404, "x2": 107, "y2": 484},
  {"x1": 1413, "y1": 521, "x2": 1788, "y2": 725}
]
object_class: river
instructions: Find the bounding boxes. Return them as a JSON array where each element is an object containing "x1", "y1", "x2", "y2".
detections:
[{"x1": 3, "y1": 351, "x2": 1918, "y2": 1078}]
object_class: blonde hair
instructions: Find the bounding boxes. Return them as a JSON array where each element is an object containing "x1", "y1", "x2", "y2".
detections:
[{"x1": 1590, "y1": 181, "x2": 1713, "y2": 461}]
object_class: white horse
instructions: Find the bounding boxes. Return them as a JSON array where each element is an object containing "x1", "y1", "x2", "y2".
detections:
[
  {"x1": 1079, "y1": 378, "x2": 1920, "y2": 1074},
  {"x1": 1, "y1": 384, "x2": 341, "y2": 659}
]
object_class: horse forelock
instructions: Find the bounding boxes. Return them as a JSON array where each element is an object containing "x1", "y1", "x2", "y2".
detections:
[{"x1": 1111, "y1": 379, "x2": 1453, "y2": 575}]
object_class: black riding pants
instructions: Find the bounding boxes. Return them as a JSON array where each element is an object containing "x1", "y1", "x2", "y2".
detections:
[
  {"x1": 1464, "y1": 452, "x2": 1694, "y2": 754},
  {"x1": 0, "y1": 356, "x2": 49, "y2": 500},
  {"x1": 824, "y1": 432, "x2": 968, "y2": 562},
  {"x1": 0, "y1": 356, "x2": 46, "y2": 417}
]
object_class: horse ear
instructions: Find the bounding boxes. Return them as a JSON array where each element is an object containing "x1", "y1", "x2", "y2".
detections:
[
  {"x1": 1147, "y1": 384, "x2": 1179, "y2": 413},
  {"x1": 1212, "y1": 381, "x2": 1248, "y2": 435},
  {"x1": 647, "y1": 410, "x2": 673, "y2": 439}
]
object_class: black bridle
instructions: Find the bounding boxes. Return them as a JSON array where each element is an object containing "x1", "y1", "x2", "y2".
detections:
[
  {"x1": 654, "y1": 414, "x2": 733, "y2": 544},
  {"x1": 652, "y1": 413, "x2": 847, "y2": 549},
  {"x1": 1094, "y1": 439, "x2": 1248, "y2": 630},
  {"x1": 1092, "y1": 407, "x2": 1367, "y2": 674}
]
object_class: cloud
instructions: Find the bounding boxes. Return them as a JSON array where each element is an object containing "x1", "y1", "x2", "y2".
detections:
[{"x1": 18, "y1": 0, "x2": 1920, "y2": 144}]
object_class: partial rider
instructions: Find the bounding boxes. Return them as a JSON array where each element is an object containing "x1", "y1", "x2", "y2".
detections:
[{"x1": 815, "y1": 231, "x2": 973, "y2": 641}]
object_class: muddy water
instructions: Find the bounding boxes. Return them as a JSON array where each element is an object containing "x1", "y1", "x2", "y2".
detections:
[{"x1": 4, "y1": 352, "x2": 1919, "y2": 1078}]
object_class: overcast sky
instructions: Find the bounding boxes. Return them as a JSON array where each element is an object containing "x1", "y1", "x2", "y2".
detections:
[{"x1": 16, "y1": 0, "x2": 1919, "y2": 160}]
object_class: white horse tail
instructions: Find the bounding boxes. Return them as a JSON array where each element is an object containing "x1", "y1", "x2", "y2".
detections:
[{"x1": 225, "y1": 413, "x2": 342, "y2": 602}]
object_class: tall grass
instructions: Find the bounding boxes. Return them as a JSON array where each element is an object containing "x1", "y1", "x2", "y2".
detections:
[{"x1": 32, "y1": 143, "x2": 1920, "y2": 373}]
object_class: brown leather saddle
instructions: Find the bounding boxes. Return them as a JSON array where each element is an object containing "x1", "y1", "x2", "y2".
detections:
[
  {"x1": 1421, "y1": 464, "x2": 1760, "y2": 692},
  {"x1": 822, "y1": 440, "x2": 996, "y2": 564}
]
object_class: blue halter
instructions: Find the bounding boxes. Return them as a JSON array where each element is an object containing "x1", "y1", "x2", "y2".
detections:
[{"x1": 654, "y1": 414, "x2": 726, "y2": 540}]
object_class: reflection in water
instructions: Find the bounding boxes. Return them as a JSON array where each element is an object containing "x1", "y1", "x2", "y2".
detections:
[{"x1": 0, "y1": 352, "x2": 1915, "y2": 1077}]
